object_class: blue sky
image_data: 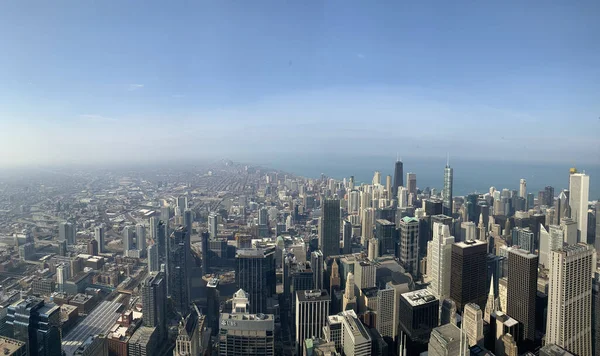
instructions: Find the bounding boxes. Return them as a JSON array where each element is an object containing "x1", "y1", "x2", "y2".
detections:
[{"x1": 0, "y1": 1, "x2": 598, "y2": 167}]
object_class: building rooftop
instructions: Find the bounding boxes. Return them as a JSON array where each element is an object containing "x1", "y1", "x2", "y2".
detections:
[
  {"x1": 539, "y1": 344, "x2": 575, "y2": 356},
  {"x1": 376, "y1": 219, "x2": 394, "y2": 226},
  {"x1": 454, "y1": 239, "x2": 487, "y2": 248},
  {"x1": 401, "y1": 289, "x2": 437, "y2": 307},
  {"x1": 431, "y1": 323, "x2": 461, "y2": 343},
  {"x1": 297, "y1": 289, "x2": 330, "y2": 302},
  {"x1": 0, "y1": 336, "x2": 26, "y2": 354},
  {"x1": 128, "y1": 326, "x2": 156, "y2": 346}
]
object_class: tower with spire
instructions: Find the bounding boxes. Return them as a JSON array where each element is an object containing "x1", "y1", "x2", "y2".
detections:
[
  {"x1": 342, "y1": 272, "x2": 356, "y2": 312},
  {"x1": 484, "y1": 279, "x2": 497, "y2": 323}
]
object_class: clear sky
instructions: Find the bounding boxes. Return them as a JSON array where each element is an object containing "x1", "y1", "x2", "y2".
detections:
[{"x1": 0, "y1": 1, "x2": 599, "y2": 167}]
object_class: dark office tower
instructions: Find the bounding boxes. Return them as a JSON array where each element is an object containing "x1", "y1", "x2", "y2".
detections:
[
  {"x1": 443, "y1": 162, "x2": 453, "y2": 216},
  {"x1": 526, "y1": 193, "x2": 535, "y2": 210},
  {"x1": 7, "y1": 298, "x2": 61, "y2": 356},
  {"x1": 399, "y1": 217, "x2": 420, "y2": 276},
  {"x1": 58, "y1": 240, "x2": 67, "y2": 257},
  {"x1": 235, "y1": 246, "x2": 276, "y2": 314},
  {"x1": 157, "y1": 221, "x2": 167, "y2": 262},
  {"x1": 321, "y1": 199, "x2": 341, "y2": 259},
  {"x1": 87, "y1": 239, "x2": 98, "y2": 256},
  {"x1": 201, "y1": 231, "x2": 209, "y2": 276},
  {"x1": 95, "y1": 225, "x2": 105, "y2": 253},
  {"x1": 342, "y1": 220, "x2": 352, "y2": 254},
  {"x1": 424, "y1": 198, "x2": 444, "y2": 216},
  {"x1": 398, "y1": 290, "x2": 440, "y2": 356},
  {"x1": 393, "y1": 159, "x2": 404, "y2": 197},
  {"x1": 142, "y1": 272, "x2": 167, "y2": 341},
  {"x1": 206, "y1": 278, "x2": 220, "y2": 335},
  {"x1": 160, "y1": 206, "x2": 171, "y2": 222},
  {"x1": 507, "y1": 248, "x2": 538, "y2": 342},
  {"x1": 375, "y1": 219, "x2": 396, "y2": 256},
  {"x1": 450, "y1": 240, "x2": 488, "y2": 311},
  {"x1": 593, "y1": 272, "x2": 600, "y2": 356},
  {"x1": 168, "y1": 226, "x2": 190, "y2": 315},
  {"x1": 544, "y1": 186, "x2": 555, "y2": 207},
  {"x1": 183, "y1": 209, "x2": 193, "y2": 237},
  {"x1": 311, "y1": 250, "x2": 324, "y2": 290}
]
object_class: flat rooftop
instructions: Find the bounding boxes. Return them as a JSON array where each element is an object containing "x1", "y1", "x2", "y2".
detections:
[
  {"x1": 0, "y1": 337, "x2": 25, "y2": 354},
  {"x1": 401, "y1": 289, "x2": 437, "y2": 307}
]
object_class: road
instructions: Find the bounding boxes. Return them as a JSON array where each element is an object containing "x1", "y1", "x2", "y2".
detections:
[{"x1": 62, "y1": 300, "x2": 123, "y2": 356}]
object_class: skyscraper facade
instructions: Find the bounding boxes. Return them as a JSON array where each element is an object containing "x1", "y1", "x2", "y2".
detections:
[
  {"x1": 94, "y1": 225, "x2": 104, "y2": 253},
  {"x1": 519, "y1": 179, "x2": 527, "y2": 198},
  {"x1": 235, "y1": 246, "x2": 276, "y2": 314},
  {"x1": 398, "y1": 217, "x2": 420, "y2": 276},
  {"x1": 443, "y1": 163, "x2": 453, "y2": 216},
  {"x1": 507, "y1": 248, "x2": 538, "y2": 342},
  {"x1": 7, "y1": 298, "x2": 62, "y2": 356},
  {"x1": 295, "y1": 290, "x2": 330, "y2": 354},
  {"x1": 142, "y1": 272, "x2": 167, "y2": 341},
  {"x1": 340, "y1": 309, "x2": 372, "y2": 356},
  {"x1": 393, "y1": 159, "x2": 404, "y2": 198},
  {"x1": 321, "y1": 199, "x2": 341, "y2": 259},
  {"x1": 147, "y1": 244, "x2": 159, "y2": 272},
  {"x1": 311, "y1": 250, "x2": 324, "y2": 290},
  {"x1": 59, "y1": 222, "x2": 76, "y2": 245},
  {"x1": 208, "y1": 213, "x2": 218, "y2": 239},
  {"x1": 546, "y1": 243, "x2": 596, "y2": 356},
  {"x1": 569, "y1": 171, "x2": 590, "y2": 243},
  {"x1": 428, "y1": 222, "x2": 455, "y2": 301},
  {"x1": 168, "y1": 226, "x2": 191, "y2": 315},
  {"x1": 374, "y1": 219, "x2": 396, "y2": 256},
  {"x1": 450, "y1": 240, "x2": 488, "y2": 311},
  {"x1": 407, "y1": 173, "x2": 417, "y2": 200}
]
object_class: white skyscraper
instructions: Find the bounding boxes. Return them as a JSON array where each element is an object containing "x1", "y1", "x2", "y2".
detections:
[
  {"x1": 296, "y1": 290, "x2": 330, "y2": 355},
  {"x1": 56, "y1": 263, "x2": 70, "y2": 292},
  {"x1": 397, "y1": 186, "x2": 409, "y2": 209},
  {"x1": 94, "y1": 225, "x2": 105, "y2": 253},
  {"x1": 463, "y1": 303, "x2": 483, "y2": 347},
  {"x1": 348, "y1": 190, "x2": 360, "y2": 215},
  {"x1": 123, "y1": 226, "x2": 135, "y2": 255},
  {"x1": 341, "y1": 310, "x2": 372, "y2": 356},
  {"x1": 569, "y1": 171, "x2": 590, "y2": 243},
  {"x1": 148, "y1": 244, "x2": 159, "y2": 272},
  {"x1": 59, "y1": 222, "x2": 76, "y2": 245},
  {"x1": 343, "y1": 272, "x2": 357, "y2": 312},
  {"x1": 546, "y1": 243, "x2": 596, "y2": 356},
  {"x1": 372, "y1": 171, "x2": 381, "y2": 186},
  {"x1": 361, "y1": 208, "x2": 375, "y2": 246},
  {"x1": 428, "y1": 222, "x2": 455, "y2": 302},
  {"x1": 376, "y1": 284, "x2": 399, "y2": 340},
  {"x1": 208, "y1": 213, "x2": 218, "y2": 239},
  {"x1": 539, "y1": 224, "x2": 564, "y2": 268},
  {"x1": 519, "y1": 179, "x2": 527, "y2": 198}
]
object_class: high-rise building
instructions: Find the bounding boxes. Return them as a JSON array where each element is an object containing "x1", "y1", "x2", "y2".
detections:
[
  {"x1": 168, "y1": 226, "x2": 191, "y2": 315},
  {"x1": 569, "y1": 171, "x2": 590, "y2": 243},
  {"x1": 443, "y1": 163, "x2": 453, "y2": 216},
  {"x1": 7, "y1": 298, "x2": 62, "y2": 356},
  {"x1": 506, "y1": 248, "x2": 538, "y2": 342},
  {"x1": 219, "y1": 289, "x2": 274, "y2": 355},
  {"x1": 311, "y1": 250, "x2": 324, "y2": 290},
  {"x1": 160, "y1": 205, "x2": 171, "y2": 223},
  {"x1": 544, "y1": 185, "x2": 556, "y2": 207},
  {"x1": 0, "y1": 337, "x2": 26, "y2": 356},
  {"x1": 123, "y1": 226, "x2": 135, "y2": 255},
  {"x1": 398, "y1": 216, "x2": 420, "y2": 276},
  {"x1": 59, "y1": 222, "x2": 76, "y2": 245},
  {"x1": 361, "y1": 208, "x2": 375, "y2": 245},
  {"x1": 393, "y1": 159, "x2": 404, "y2": 198},
  {"x1": 540, "y1": 224, "x2": 565, "y2": 268},
  {"x1": 87, "y1": 239, "x2": 98, "y2": 256},
  {"x1": 183, "y1": 209, "x2": 193, "y2": 237},
  {"x1": 177, "y1": 195, "x2": 188, "y2": 214},
  {"x1": 340, "y1": 309, "x2": 372, "y2": 356},
  {"x1": 450, "y1": 240, "x2": 488, "y2": 311},
  {"x1": 235, "y1": 246, "x2": 276, "y2": 314},
  {"x1": 463, "y1": 303, "x2": 483, "y2": 347},
  {"x1": 376, "y1": 283, "x2": 400, "y2": 341},
  {"x1": 174, "y1": 309, "x2": 204, "y2": 356},
  {"x1": 94, "y1": 225, "x2": 104, "y2": 253},
  {"x1": 208, "y1": 213, "x2": 218, "y2": 239},
  {"x1": 295, "y1": 290, "x2": 330, "y2": 354},
  {"x1": 593, "y1": 272, "x2": 600, "y2": 356},
  {"x1": 342, "y1": 220, "x2": 352, "y2": 254},
  {"x1": 136, "y1": 224, "x2": 146, "y2": 253},
  {"x1": 428, "y1": 222, "x2": 455, "y2": 302},
  {"x1": 321, "y1": 199, "x2": 341, "y2": 259},
  {"x1": 374, "y1": 219, "x2": 395, "y2": 256},
  {"x1": 428, "y1": 323, "x2": 468, "y2": 356},
  {"x1": 343, "y1": 272, "x2": 357, "y2": 312},
  {"x1": 512, "y1": 227, "x2": 535, "y2": 254},
  {"x1": 407, "y1": 173, "x2": 417, "y2": 200},
  {"x1": 373, "y1": 171, "x2": 381, "y2": 186},
  {"x1": 149, "y1": 216, "x2": 159, "y2": 240},
  {"x1": 142, "y1": 272, "x2": 167, "y2": 341},
  {"x1": 156, "y1": 221, "x2": 167, "y2": 263},
  {"x1": 147, "y1": 244, "x2": 159, "y2": 272},
  {"x1": 398, "y1": 289, "x2": 439, "y2": 356},
  {"x1": 354, "y1": 260, "x2": 376, "y2": 290},
  {"x1": 201, "y1": 231, "x2": 210, "y2": 276},
  {"x1": 546, "y1": 243, "x2": 596, "y2": 356},
  {"x1": 519, "y1": 179, "x2": 527, "y2": 198},
  {"x1": 56, "y1": 263, "x2": 69, "y2": 293}
]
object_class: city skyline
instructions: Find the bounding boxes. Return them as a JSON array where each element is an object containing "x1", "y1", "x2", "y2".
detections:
[{"x1": 0, "y1": 2, "x2": 599, "y2": 166}]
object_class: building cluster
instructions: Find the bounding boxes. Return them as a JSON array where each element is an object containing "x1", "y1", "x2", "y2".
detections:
[{"x1": 0, "y1": 160, "x2": 597, "y2": 356}]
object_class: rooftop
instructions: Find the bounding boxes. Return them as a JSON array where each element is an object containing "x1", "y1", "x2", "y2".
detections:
[
  {"x1": 454, "y1": 239, "x2": 487, "y2": 248},
  {"x1": 297, "y1": 289, "x2": 330, "y2": 302},
  {"x1": 0, "y1": 337, "x2": 26, "y2": 354},
  {"x1": 401, "y1": 289, "x2": 437, "y2": 307}
]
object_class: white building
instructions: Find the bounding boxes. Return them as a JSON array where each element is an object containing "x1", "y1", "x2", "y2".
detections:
[
  {"x1": 296, "y1": 290, "x2": 330, "y2": 355},
  {"x1": 546, "y1": 243, "x2": 596, "y2": 356},
  {"x1": 569, "y1": 171, "x2": 590, "y2": 243},
  {"x1": 428, "y1": 223, "x2": 455, "y2": 301},
  {"x1": 341, "y1": 310, "x2": 371, "y2": 356}
]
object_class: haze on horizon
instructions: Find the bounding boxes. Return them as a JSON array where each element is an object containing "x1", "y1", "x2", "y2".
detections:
[{"x1": 0, "y1": 1, "x2": 599, "y2": 168}]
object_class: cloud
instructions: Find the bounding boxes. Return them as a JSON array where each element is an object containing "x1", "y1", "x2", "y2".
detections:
[
  {"x1": 79, "y1": 114, "x2": 117, "y2": 122},
  {"x1": 356, "y1": 53, "x2": 365, "y2": 59},
  {"x1": 128, "y1": 83, "x2": 144, "y2": 91}
]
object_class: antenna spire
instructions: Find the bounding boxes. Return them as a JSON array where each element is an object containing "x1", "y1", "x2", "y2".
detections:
[{"x1": 446, "y1": 152, "x2": 450, "y2": 167}]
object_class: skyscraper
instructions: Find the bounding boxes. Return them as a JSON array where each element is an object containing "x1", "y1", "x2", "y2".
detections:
[
  {"x1": 519, "y1": 179, "x2": 527, "y2": 198},
  {"x1": 374, "y1": 219, "x2": 395, "y2": 257},
  {"x1": 546, "y1": 243, "x2": 596, "y2": 356},
  {"x1": 311, "y1": 250, "x2": 324, "y2": 290},
  {"x1": 463, "y1": 303, "x2": 483, "y2": 347},
  {"x1": 136, "y1": 224, "x2": 146, "y2": 253},
  {"x1": 149, "y1": 216, "x2": 159, "y2": 240},
  {"x1": 443, "y1": 162, "x2": 453, "y2": 216},
  {"x1": 340, "y1": 309, "x2": 372, "y2": 356},
  {"x1": 201, "y1": 231, "x2": 209, "y2": 276},
  {"x1": 450, "y1": 240, "x2": 488, "y2": 311},
  {"x1": 183, "y1": 209, "x2": 193, "y2": 237},
  {"x1": 177, "y1": 195, "x2": 188, "y2": 214},
  {"x1": 208, "y1": 213, "x2": 218, "y2": 239},
  {"x1": 235, "y1": 246, "x2": 276, "y2": 314},
  {"x1": 321, "y1": 199, "x2": 341, "y2": 259},
  {"x1": 507, "y1": 248, "x2": 538, "y2": 342},
  {"x1": 343, "y1": 272, "x2": 357, "y2": 312},
  {"x1": 7, "y1": 298, "x2": 62, "y2": 356},
  {"x1": 393, "y1": 159, "x2": 404, "y2": 198},
  {"x1": 407, "y1": 173, "x2": 417, "y2": 200},
  {"x1": 398, "y1": 290, "x2": 440, "y2": 356},
  {"x1": 156, "y1": 220, "x2": 167, "y2": 263},
  {"x1": 94, "y1": 225, "x2": 104, "y2": 253},
  {"x1": 569, "y1": 171, "x2": 590, "y2": 243},
  {"x1": 428, "y1": 323, "x2": 468, "y2": 356},
  {"x1": 168, "y1": 226, "x2": 191, "y2": 316},
  {"x1": 428, "y1": 222, "x2": 455, "y2": 301},
  {"x1": 376, "y1": 284, "x2": 397, "y2": 341},
  {"x1": 342, "y1": 220, "x2": 352, "y2": 254},
  {"x1": 123, "y1": 226, "x2": 135, "y2": 255},
  {"x1": 219, "y1": 289, "x2": 275, "y2": 356},
  {"x1": 296, "y1": 290, "x2": 330, "y2": 354},
  {"x1": 59, "y1": 222, "x2": 76, "y2": 245},
  {"x1": 398, "y1": 217, "x2": 420, "y2": 276},
  {"x1": 147, "y1": 244, "x2": 159, "y2": 272},
  {"x1": 141, "y1": 272, "x2": 167, "y2": 341}
]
